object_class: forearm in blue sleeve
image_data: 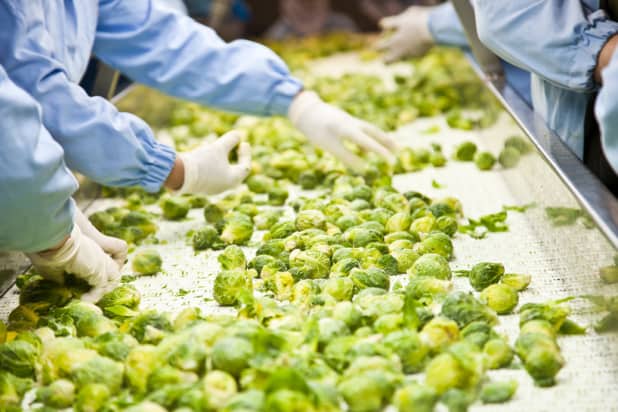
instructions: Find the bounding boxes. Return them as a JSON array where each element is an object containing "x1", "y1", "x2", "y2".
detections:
[
  {"x1": 93, "y1": 0, "x2": 303, "y2": 117},
  {"x1": 596, "y1": 50, "x2": 618, "y2": 174},
  {"x1": 0, "y1": 68, "x2": 78, "y2": 253},
  {"x1": 428, "y1": 2, "x2": 468, "y2": 48},
  {"x1": 473, "y1": 0, "x2": 618, "y2": 92}
]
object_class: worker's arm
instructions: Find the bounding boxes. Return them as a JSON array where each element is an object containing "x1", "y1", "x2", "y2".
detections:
[
  {"x1": 93, "y1": 0, "x2": 303, "y2": 117},
  {"x1": 596, "y1": 49, "x2": 618, "y2": 174},
  {"x1": 428, "y1": 2, "x2": 468, "y2": 48},
  {"x1": 0, "y1": 66, "x2": 78, "y2": 253},
  {"x1": 0, "y1": 2, "x2": 176, "y2": 193},
  {"x1": 473, "y1": 0, "x2": 618, "y2": 92}
]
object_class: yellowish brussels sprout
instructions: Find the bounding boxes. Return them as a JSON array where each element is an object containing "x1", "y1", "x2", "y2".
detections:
[
  {"x1": 394, "y1": 382, "x2": 438, "y2": 412},
  {"x1": 425, "y1": 341, "x2": 484, "y2": 394},
  {"x1": 272, "y1": 271, "x2": 295, "y2": 301},
  {"x1": 75, "y1": 383, "x2": 110, "y2": 412},
  {"x1": 435, "y1": 215, "x2": 458, "y2": 237},
  {"x1": 204, "y1": 370, "x2": 238, "y2": 410},
  {"x1": 218, "y1": 245, "x2": 247, "y2": 270},
  {"x1": 213, "y1": 270, "x2": 253, "y2": 306},
  {"x1": 474, "y1": 151, "x2": 496, "y2": 170},
  {"x1": 289, "y1": 249, "x2": 331, "y2": 279},
  {"x1": 469, "y1": 262, "x2": 504, "y2": 291},
  {"x1": 391, "y1": 248, "x2": 420, "y2": 273},
  {"x1": 410, "y1": 215, "x2": 436, "y2": 234},
  {"x1": 483, "y1": 338, "x2": 514, "y2": 369},
  {"x1": 420, "y1": 317, "x2": 460, "y2": 353},
  {"x1": 36, "y1": 379, "x2": 75, "y2": 408},
  {"x1": 246, "y1": 174, "x2": 275, "y2": 194},
  {"x1": 295, "y1": 209, "x2": 327, "y2": 231},
  {"x1": 409, "y1": 253, "x2": 451, "y2": 280},
  {"x1": 501, "y1": 273, "x2": 531, "y2": 291},
  {"x1": 480, "y1": 283, "x2": 518, "y2": 314},
  {"x1": 499, "y1": 147, "x2": 521, "y2": 168},
  {"x1": 385, "y1": 212, "x2": 412, "y2": 234},
  {"x1": 323, "y1": 277, "x2": 355, "y2": 302},
  {"x1": 515, "y1": 331, "x2": 564, "y2": 387},
  {"x1": 441, "y1": 291, "x2": 498, "y2": 328},
  {"x1": 417, "y1": 232, "x2": 453, "y2": 259},
  {"x1": 220, "y1": 212, "x2": 254, "y2": 245},
  {"x1": 383, "y1": 330, "x2": 429, "y2": 373},
  {"x1": 132, "y1": 249, "x2": 162, "y2": 276}
]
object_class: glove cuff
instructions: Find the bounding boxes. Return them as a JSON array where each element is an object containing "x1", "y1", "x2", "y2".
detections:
[
  {"x1": 175, "y1": 152, "x2": 200, "y2": 195},
  {"x1": 288, "y1": 91, "x2": 323, "y2": 127},
  {"x1": 416, "y1": 6, "x2": 435, "y2": 46},
  {"x1": 28, "y1": 225, "x2": 81, "y2": 268}
]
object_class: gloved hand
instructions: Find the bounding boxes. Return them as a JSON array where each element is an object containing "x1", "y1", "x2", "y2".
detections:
[
  {"x1": 74, "y1": 208, "x2": 128, "y2": 268},
  {"x1": 289, "y1": 91, "x2": 397, "y2": 171},
  {"x1": 27, "y1": 225, "x2": 121, "y2": 302},
  {"x1": 377, "y1": 6, "x2": 435, "y2": 63},
  {"x1": 176, "y1": 130, "x2": 252, "y2": 195}
]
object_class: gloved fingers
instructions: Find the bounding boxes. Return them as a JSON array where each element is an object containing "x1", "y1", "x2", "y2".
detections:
[
  {"x1": 375, "y1": 35, "x2": 395, "y2": 51},
  {"x1": 35, "y1": 266, "x2": 65, "y2": 285},
  {"x1": 81, "y1": 281, "x2": 117, "y2": 303},
  {"x1": 74, "y1": 207, "x2": 128, "y2": 268},
  {"x1": 361, "y1": 122, "x2": 399, "y2": 153},
  {"x1": 215, "y1": 130, "x2": 243, "y2": 153},
  {"x1": 233, "y1": 142, "x2": 252, "y2": 182},
  {"x1": 342, "y1": 125, "x2": 396, "y2": 165},
  {"x1": 325, "y1": 141, "x2": 365, "y2": 172},
  {"x1": 105, "y1": 238, "x2": 128, "y2": 269},
  {"x1": 379, "y1": 15, "x2": 401, "y2": 30}
]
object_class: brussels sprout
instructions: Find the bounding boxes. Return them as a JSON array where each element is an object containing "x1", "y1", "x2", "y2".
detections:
[
  {"x1": 221, "y1": 212, "x2": 254, "y2": 245},
  {"x1": 211, "y1": 337, "x2": 253, "y2": 377},
  {"x1": 469, "y1": 262, "x2": 504, "y2": 291},
  {"x1": 332, "y1": 301, "x2": 363, "y2": 331},
  {"x1": 350, "y1": 268, "x2": 390, "y2": 291},
  {"x1": 0, "y1": 371, "x2": 31, "y2": 409},
  {"x1": 406, "y1": 277, "x2": 452, "y2": 303},
  {"x1": 505, "y1": 136, "x2": 531, "y2": 154},
  {"x1": 193, "y1": 225, "x2": 224, "y2": 251},
  {"x1": 391, "y1": 248, "x2": 420, "y2": 273},
  {"x1": 474, "y1": 151, "x2": 496, "y2": 170},
  {"x1": 218, "y1": 245, "x2": 247, "y2": 270},
  {"x1": 499, "y1": 147, "x2": 521, "y2": 168},
  {"x1": 36, "y1": 379, "x2": 75, "y2": 408},
  {"x1": 289, "y1": 249, "x2": 331, "y2": 279},
  {"x1": 264, "y1": 389, "x2": 315, "y2": 412},
  {"x1": 483, "y1": 338, "x2": 514, "y2": 369},
  {"x1": 343, "y1": 227, "x2": 383, "y2": 248},
  {"x1": 518, "y1": 300, "x2": 571, "y2": 331},
  {"x1": 359, "y1": 207, "x2": 395, "y2": 226},
  {"x1": 441, "y1": 292, "x2": 497, "y2": 328},
  {"x1": 268, "y1": 186, "x2": 289, "y2": 206},
  {"x1": 57, "y1": 301, "x2": 116, "y2": 338},
  {"x1": 253, "y1": 210, "x2": 282, "y2": 230},
  {"x1": 295, "y1": 210, "x2": 327, "y2": 231},
  {"x1": 425, "y1": 341, "x2": 484, "y2": 395},
  {"x1": 214, "y1": 270, "x2": 253, "y2": 306},
  {"x1": 430, "y1": 151, "x2": 447, "y2": 167},
  {"x1": 383, "y1": 330, "x2": 429, "y2": 373},
  {"x1": 330, "y1": 258, "x2": 361, "y2": 277},
  {"x1": 420, "y1": 317, "x2": 460, "y2": 353},
  {"x1": 384, "y1": 231, "x2": 419, "y2": 245},
  {"x1": 409, "y1": 253, "x2": 451, "y2": 280},
  {"x1": 160, "y1": 196, "x2": 191, "y2": 220},
  {"x1": 267, "y1": 221, "x2": 296, "y2": 240},
  {"x1": 410, "y1": 215, "x2": 436, "y2": 234},
  {"x1": 393, "y1": 382, "x2": 438, "y2": 412},
  {"x1": 89, "y1": 331, "x2": 139, "y2": 362},
  {"x1": 454, "y1": 141, "x2": 477, "y2": 161},
  {"x1": 75, "y1": 383, "x2": 110, "y2": 412},
  {"x1": 440, "y1": 388, "x2": 474, "y2": 412},
  {"x1": 334, "y1": 214, "x2": 362, "y2": 231},
  {"x1": 128, "y1": 310, "x2": 172, "y2": 343},
  {"x1": 71, "y1": 355, "x2": 124, "y2": 393},
  {"x1": 480, "y1": 284, "x2": 518, "y2": 314},
  {"x1": 204, "y1": 370, "x2": 238, "y2": 410},
  {"x1": 350, "y1": 199, "x2": 372, "y2": 211},
  {"x1": 90, "y1": 208, "x2": 158, "y2": 244},
  {"x1": 131, "y1": 249, "x2": 163, "y2": 276},
  {"x1": 318, "y1": 318, "x2": 350, "y2": 347},
  {"x1": 501, "y1": 273, "x2": 531, "y2": 291},
  {"x1": 292, "y1": 279, "x2": 319, "y2": 307},
  {"x1": 223, "y1": 389, "x2": 265, "y2": 412},
  {"x1": 371, "y1": 254, "x2": 399, "y2": 277},
  {"x1": 204, "y1": 203, "x2": 225, "y2": 225},
  {"x1": 434, "y1": 215, "x2": 458, "y2": 237},
  {"x1": 246, "y1": 175, "x2": 275, "y2": 194},
  {"x1": 480, "y1": 380, "x2": 518, "y2": 403},
  {"x1": 338, "y1": 372, "x2": 395, "y2": 412},
  {"x1": 97, "y1": 284, "x2": 140, "y2": 316},
  {"x1": 234, "y1": 203, "x2": 259, "y2": 218},
  {"x1": 323, "y1": 277, "x2": 355, "y2": 301},
  {"x1": 417, "y1": 232, "x2": 453, "y2": 259},
  {"x1": 0, "y1": 340, "x2": 38, "y2": 378},
  {"x1": 385, "y1": 212, "x2": 412, "y2": 234},
  {"x1": 298, "y1": 171, "x2": 320, "y2": 189},
  {"x1": 515, "y1": 332, "x2": 564, "y2": 387},
  {"x1": 124, "y1": 401, "x2": 168, "y2": 412}
]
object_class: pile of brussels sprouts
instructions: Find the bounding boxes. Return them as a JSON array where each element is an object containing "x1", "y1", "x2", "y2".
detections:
[{"x1": 0, "y1": 38, "x2": 587, "y2": 411}]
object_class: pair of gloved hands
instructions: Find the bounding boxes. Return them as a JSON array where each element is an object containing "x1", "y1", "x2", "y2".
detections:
[{"x1": 27, "y1": 90, "x2": 398, "y2": 301}]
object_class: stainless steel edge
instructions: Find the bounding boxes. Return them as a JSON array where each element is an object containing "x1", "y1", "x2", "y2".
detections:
[{"x1": 466, "y1": 57, "x2": 618, "y2": 248}]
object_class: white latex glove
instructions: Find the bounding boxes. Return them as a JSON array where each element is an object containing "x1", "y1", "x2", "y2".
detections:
[
  {"x1": 27, "y1": 225, "x2": 121, "y2": 302},
  {"x1": 176, "y1": 130, "x2": 251, "y2": 195},
  {"x1": 289, "y1": 91, "x2": 397, "y2": 171},
  {"x1": 74, "y1": 208, "x2": 128, "y2": 268},
  {"x1": 377, "y1": 6, "x2": 435, "y2": 63}
]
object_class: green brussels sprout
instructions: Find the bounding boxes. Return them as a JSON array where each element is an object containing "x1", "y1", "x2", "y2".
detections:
[
  {"x1": 370, "y1": 254, "x2": 398, "y2": 277},
  {"x1": 409, "y1": 253, "x2": 451, "y2": 280},
  {"x1": 214, "y1": 270, "x2": 253, "y2": 306},
  {"x1": 160, "y1": 196, "x2": 191, "y2": 220},
  {"x1": 266, "y1": 221, "x2": 296, "y2": 240},
  {"x1": 377, "y1": 193, "x2": 410, "y2": 214},
  {"x1": 246, "y1": 211, "x2": 275, "y2": 232},
  {"x1": 480, "y1": 283, "x2": 518, "y2": 314},
  {"x1": 246, "y1": 175, "x2": 275, "y2": 194},
  {"x1": 350, "y1": 268, "x2": 390, "y2": 291},
  {"x1": 211, "y1": 337, "x2": 253, "y2": 377},
  {"x1": 298, "y1": 171, "x2": 320, "y2": 189},
  {"x1": 7, "y1": 304, "x2": 41, "y2": 332},
  {"x1": 267, "y1": 186, "x2": 289, "y2": 206},
  {"x1": 323, "y1": 277, "x2": 355, "y2": 301},
  {"x1": 335, "y1": 214, "x2": 362, "y2": 231},
  {"x1": 71, "y1": 355, "x2": 124, "y2": 393},
  {"x1": 372, "y1": 313, "x2": 403, "y2": 334},
  {"x1": 460, "y1": 321, "x2": 497, "y2": 349},
  {"x1": 0, "y1": 340, "x2": 38, "y2": 378},
  {"x1": 57, "y1": 301, "x2": 116, "y2": 338},
  {"x1": 90, "y1": 208, "x2": 158, "y2": 244},
  {"x1": 350, "y1": 198, "x2": 372, "y2": 211},
  {"x1": 430, "y1": 151, "x2": 447, "y2": 167},
  {"x1": 218, "y1": 245, "x2": 247, "y2": 270},
  {"x1": 441, "y1": 292, "x2": 497, "y2": 328},
  {"x1": 393, "y1": 382, "x2": 438, "y2": 412},
  {"x1": 440, "y1": 388, "x2": 474, "y2": 412},
  {"x1": 518, "y1": 300, "x2": 571, "y2": 331},
  {"x1": 391, "y1": 248, "x2": 420, "y2": 273},
  {"x1": 385, "y1": 212, "x2": 412, "y2": 234},
  {"x1": 505, "y1": 136, "x2": 531, "y2": 154},
  {"x1": 75, "y1": 383, "x2": 110, "y2": 412},
  {"x1": 417, "y1": 232, "x2": 453, "y2": 259},
  {"x1": 234, "y1": 203, "x2": 259, "y2": 218},
  {"x1": 289, "y1": 249, "x2": 331, "y2": 279},
  {"x1": 36, "y1": 379, "x2": 75, "y2": 408},
  {"x1": 330, "y1": 257, "x2": 361, "y2": 276},
  {"x1": 425, "y1": 341, "x2": 484, "y2": 395},
  {"x1": 183, "y1": 193, "x2": 208, "y2": 209},
  {"x1": 0, "y1": 371, "x2": 32, "y2": 409},
  {"x1": 501, "y1": 273, "x2": 531, "y2": 291},
  {"x1": 359, "y1": 208, "x2": 395, "y2": 226},
  {"x1": 483, "y1": 338, "x2": 514, "y2": 369},
  {"x1": 255, "y1": 240, "x2": 288, "y2": 260},
  {"x1": 474, "y1": 151, "x2": 496, "y2": 170},
  {"x1": 97, "y1": 284, "x2": 140, "y2": 317},
  {"x1": 292, "y1": 279, "x2": 320, "y2": 307},
  {"x1": 204, "y1": 370, "x2": 238, "y2": 410},
  {"x1": 434, "y1": 215, "x2": 458, "y2": 237},
  {"x1": 124, "y1": 401, "x2": 168, "y2": 412},
  {"x1": 454, "y1": 141, "x2": 477, "y2": 161},
  {"x1": 295, "y1": 210, "x2": 327, "y2": 231},
  {"x1": 406, "y1": 277, "x2": 452, "y2": 303},
  {"x1": 223, "y1": 389, "x2": 265, "y2": 412},
  {"x1": 410, "y1": 215, "x2": 436, "y2": 234},
  {"x1": 515, "y1": 332, "x2": 564, "y2": 387},
  {"x1": 193, "y1": 225, "x2": 224, "y2": 251},
  {"x1": 469, "y1": 262, "x2": 504, "y2": 291},
  {"x1": 89, "y1": 331, "x2": 139, "y2": 361},
  {"x1": 204, "y1": 203, "x2": 225, "y2": 225},
  {"x1": 173, "y1": 307, "x2": 202, "y2": 331},
  {"x1": 343, "y1": 227, "x2": 383, "y2": 248},
  {"x1": 338, "y1": 372, "x2": 395, "y2": 412},
  {"x1": 332, "y1": 301, "x2": 363, "y2": 331},
  {"x1": 128, "y1": 310, "x2": 172, "y2": 343},
  {"x1": 221, "y1": 212, "x2": 254, "y2": 245},
  {"x1": 480, "y1": 380, "x2": 518, "y2": 403},
  {"x1": 131, "y1": 249, "x2": 162, "y2": 276},
  {"x1": 318, "y1": 318, "x2": 350, "y2": 347},
  {"x1": 498, "y1": 146, "x2": 521, "y2": 168},
  {"x1": 384, "y1": 231, "x2": 419, "y2": 245},
  {"x1": 270, "y1": 271, "x2": 295, "y2": 301},
  {"x1": 264, "y1": 389, "x2": 315, "y2": 412},
  {"x1": 383, "y1": 330, "x2": 429, "y2": 373},
  {"x1": 420, "y1": 317, "x2": 460, "y2": 353},
  {"x1": 124, "y1": 344, "x2": 161, "y2": 394}
]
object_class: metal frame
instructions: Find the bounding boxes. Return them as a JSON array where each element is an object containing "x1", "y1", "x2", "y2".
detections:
[{"x1": 452, "y1": 0, "x2": 618, "y2": 248}]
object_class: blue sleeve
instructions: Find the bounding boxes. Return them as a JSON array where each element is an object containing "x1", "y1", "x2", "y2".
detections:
[
  {"x1": 473, "y1": 0, "x2": 618, "y2": 92},
  {"x1": 0, "y1": 67, "x2": 78, "y2": 253},
  {"x1": 0, "y1": 2, "x2": 176, "y2": 193},
  {"x1": 428, "y1": 2, "x2": 468, "y2": 48},
  {"x1": 596, "y1": 50, "x2": 618, "y2": 174},
  {"x1": 93, "y1": 0, "x2": 303, "y2": 116}
]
